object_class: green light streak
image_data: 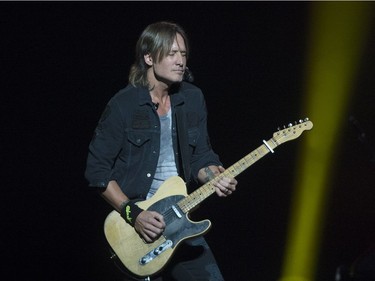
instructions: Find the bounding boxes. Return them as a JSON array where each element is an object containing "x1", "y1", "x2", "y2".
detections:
[{"x1": 279, "y1": 2, "x2": 373, "y2": 281}]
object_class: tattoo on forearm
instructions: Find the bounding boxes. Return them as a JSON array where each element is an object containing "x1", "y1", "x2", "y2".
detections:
[{"x1": 204, "y1": 167, "x2": 216, "y2": 182}]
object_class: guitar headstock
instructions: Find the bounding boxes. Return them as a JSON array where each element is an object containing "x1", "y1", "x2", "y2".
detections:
[{"x1": 273, "y1": 118, "x2": 313, "y2": 144}]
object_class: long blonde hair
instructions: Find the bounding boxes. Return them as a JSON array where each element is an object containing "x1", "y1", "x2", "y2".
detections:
[{"x1": 128, "y1": 21, "x2": 190, "y2": 87}]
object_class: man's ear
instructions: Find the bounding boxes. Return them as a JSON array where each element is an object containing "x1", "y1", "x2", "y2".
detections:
[{"x1": 144, "y1": 54, "x2": 153, "y2": 66}]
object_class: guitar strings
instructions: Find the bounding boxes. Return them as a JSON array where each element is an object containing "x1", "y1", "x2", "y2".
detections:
[{"x1": 162, "y1": 208, "x2": 176, "y2": 225}]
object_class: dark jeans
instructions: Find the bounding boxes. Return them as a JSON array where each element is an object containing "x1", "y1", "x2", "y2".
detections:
[{"x1": 117, "y1": 236, "x2": 224, "y2": 281}]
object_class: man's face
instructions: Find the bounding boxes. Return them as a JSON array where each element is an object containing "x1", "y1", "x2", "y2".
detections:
[{"x1": 152, "y1": 33, "x2": 187, "y2": 85}]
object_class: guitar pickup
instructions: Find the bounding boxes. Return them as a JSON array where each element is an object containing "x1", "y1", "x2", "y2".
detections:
[{"x1": 139, "y1": 240, "x2": 173, "y2": 265}]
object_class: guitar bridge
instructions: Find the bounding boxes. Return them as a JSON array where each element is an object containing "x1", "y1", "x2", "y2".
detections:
[{"x1": 139, "y1": 240, "x2": 173, "y2": 265}]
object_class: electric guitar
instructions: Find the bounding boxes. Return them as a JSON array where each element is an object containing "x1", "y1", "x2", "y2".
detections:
[{"x1": 104, "y1": 119, "x2": 313, "y2": 278}]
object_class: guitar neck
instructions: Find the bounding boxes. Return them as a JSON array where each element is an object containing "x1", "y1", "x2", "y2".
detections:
[{"x1": 177, "y1": 137, "x2": 278, "y2": 213}]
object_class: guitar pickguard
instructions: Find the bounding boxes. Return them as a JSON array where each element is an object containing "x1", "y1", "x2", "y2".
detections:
[{"x1": 147, "y1": 195, "x2": 211, "y2": 247}]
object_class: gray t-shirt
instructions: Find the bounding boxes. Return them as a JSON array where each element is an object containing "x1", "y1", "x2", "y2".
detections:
[{"x1": 147, "y1": 109, "x2": 178, "y2": 199}]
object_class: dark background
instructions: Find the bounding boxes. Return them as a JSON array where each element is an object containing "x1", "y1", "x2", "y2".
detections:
[{"x1": 2, "y1": 2, "x2": 375, "y2": 281}]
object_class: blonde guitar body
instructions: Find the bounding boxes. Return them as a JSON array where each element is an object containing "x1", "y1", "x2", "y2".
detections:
[
  {"x1": 103, "y1": 119, "x2": 313, "y2": 278},
  {"x1": 104, "y1": 176, "x2": 211, "y2": 278}
]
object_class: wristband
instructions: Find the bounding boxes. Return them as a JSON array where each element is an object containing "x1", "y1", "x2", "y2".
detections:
[{"x1": 120, "y1": 200, "x2": 143, "y2": 227}]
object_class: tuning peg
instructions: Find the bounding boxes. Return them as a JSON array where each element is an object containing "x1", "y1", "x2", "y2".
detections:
[
  {"x1": 288, "y1": 123, "x2": 293, "y2": 127},
  {"x1": 299, "y1": 119, "x2": 303, "y2": 123},
  {"x1": 304, "y1": 117, "x2": 309, "y2": 122}
]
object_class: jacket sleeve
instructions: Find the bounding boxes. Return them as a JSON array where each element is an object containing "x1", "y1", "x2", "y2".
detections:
[
  {"x1": 84, "y1": 98, "x2": 125, "y2": 189},
  {"x1": 189, "y1": 91, "x2": 222, "y2": 182}
]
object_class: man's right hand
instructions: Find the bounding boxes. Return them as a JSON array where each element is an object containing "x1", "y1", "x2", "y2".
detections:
[{"x1": 134, "y1": 210, "x2": 166, "y2": 243}]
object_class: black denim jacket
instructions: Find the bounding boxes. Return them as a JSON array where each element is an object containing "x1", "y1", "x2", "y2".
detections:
[{"x1": 84, "y1": 82, "x2": 221, "y2": 199}]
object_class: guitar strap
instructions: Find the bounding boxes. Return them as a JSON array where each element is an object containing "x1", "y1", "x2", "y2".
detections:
[{"x1": 175, "y1": 106, "x2": 191, "y2": 185}]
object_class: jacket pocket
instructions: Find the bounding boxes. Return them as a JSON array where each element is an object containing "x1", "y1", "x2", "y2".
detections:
[
  {"x1": 188, "y1": 128, "x2": 199, "y2": 147},
  {"x1": 127, "y1": 131, "x2": 151, "y2": 147}
]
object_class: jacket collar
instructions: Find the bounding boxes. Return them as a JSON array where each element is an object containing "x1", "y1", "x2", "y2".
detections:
[{"x1": 136, "y1": 84, "x2": 185, "y2": 108}]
